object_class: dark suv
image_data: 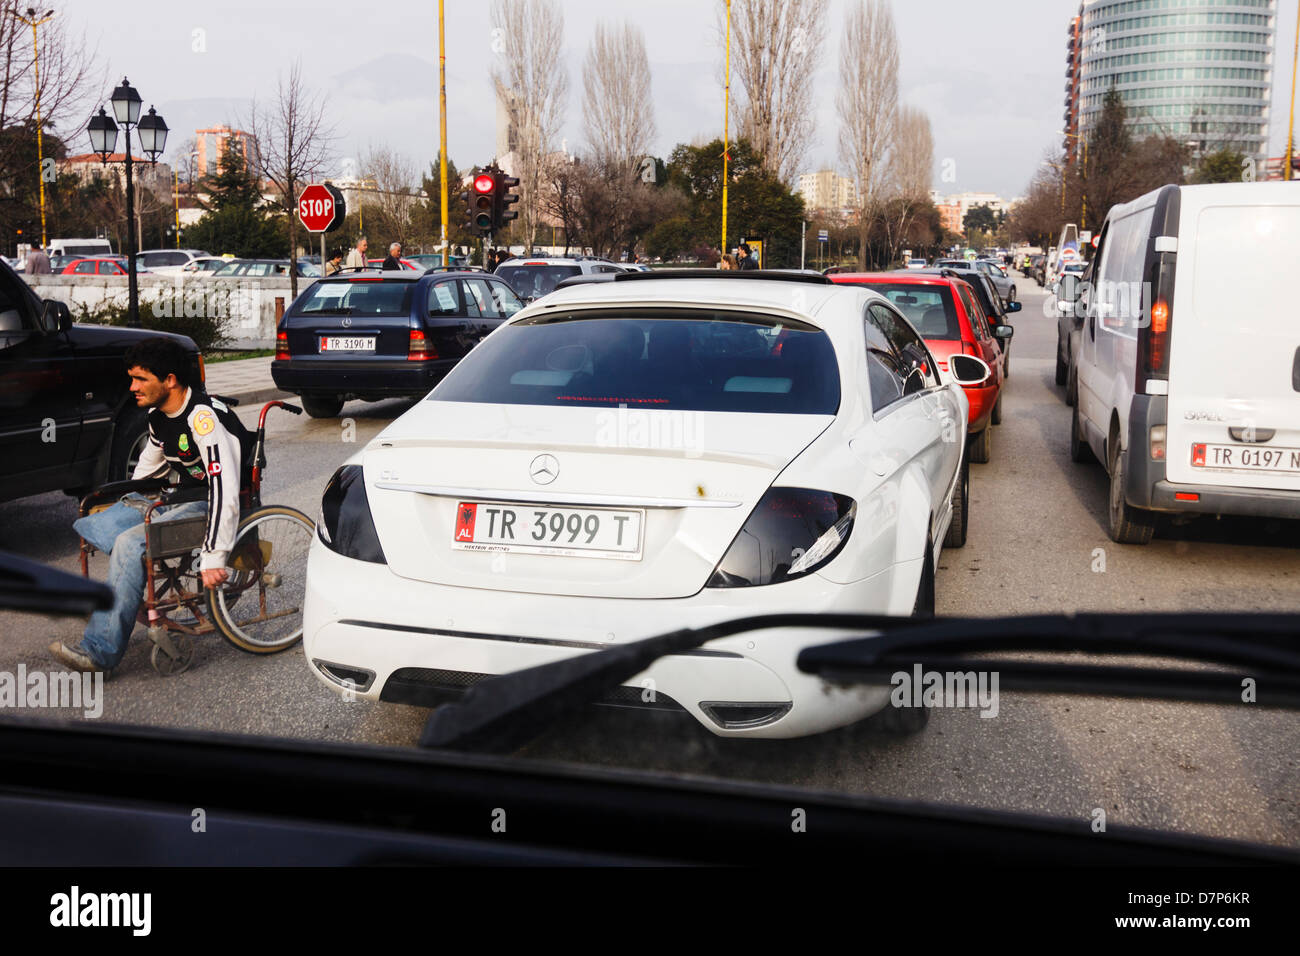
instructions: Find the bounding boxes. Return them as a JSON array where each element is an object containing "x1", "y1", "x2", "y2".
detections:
[
  {"x1": 0, "y1": 258, "x2": 203, "y2": 504},
  {"x1": 271, "y1": 269, "x2": 525, "y2": 417}
]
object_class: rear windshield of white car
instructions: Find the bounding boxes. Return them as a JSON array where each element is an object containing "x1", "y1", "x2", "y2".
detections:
[
  {"x1": 496, "y1": 264, "x2": 582, "y2": 299},
  {"x1": 853, "y1": 283, "x2": 961, "y2": 340},
  {"x1": 429, "y1": 309, "x2": 840, "y2": 414},
  {"x1": 293, "y1": 280, "x2": 415, "y2": 316}
]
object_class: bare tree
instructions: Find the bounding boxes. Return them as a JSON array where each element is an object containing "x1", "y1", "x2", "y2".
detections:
[
  {"x1": 878, "y1": 105, "x2": 933, "y2": 264},
  {"x1": 722, "y1": 0, "x2": 827, "y2": 184},
  {"x1": 837, "y1": 0, "x2": 899, "y2": 269},
  {"x1": 361, "y1": 144, "x2": 421, "y2": 247},
  {"x1": 0, "y1": 2, "x2": 103, "y2": 244},
  {"x1": 582, "y1": 21, "x2": 655, "y2": 173},
  {"x1": 0, "y1": 2, "x2": 102, "y2": 133},
  {"x1": 491, "y1": 0, "x2": 568, "y2": 250},
  {"x1": 246, "y1": 60, "x2": 335, "y2": 297}
]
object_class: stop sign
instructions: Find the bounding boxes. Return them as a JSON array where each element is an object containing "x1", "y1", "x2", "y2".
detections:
[{"x1": 298, "y1": 183, "x2": 345, "y2": 233}]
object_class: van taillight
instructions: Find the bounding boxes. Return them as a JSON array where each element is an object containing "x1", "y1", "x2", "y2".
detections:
[
  {"x1": 1147, "y1": 299, "x2": 1170, "y2": 372},
  {"x1": 407, "y1": 329, "x2": 438, "y2": 361},
  {"x1": 275, "y1": 330, "x2": 289, "y2": 361}
]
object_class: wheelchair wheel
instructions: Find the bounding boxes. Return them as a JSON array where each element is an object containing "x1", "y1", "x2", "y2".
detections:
[{"x1": 208, "y1": 505, "x2": 314, "y2": 653}]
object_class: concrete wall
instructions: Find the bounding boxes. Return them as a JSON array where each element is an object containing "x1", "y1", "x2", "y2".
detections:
[{"x1": 22, "y1": 274, "x2": 299, "y2": 350}]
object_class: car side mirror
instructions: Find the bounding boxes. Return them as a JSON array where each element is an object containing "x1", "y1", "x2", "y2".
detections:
[
  {"x1": 1004, "y1": 300, "x2": 1021, "y2": 313},
  {"x1": 41, "y1": 299, "x2": 72, "y2": 333},
  {"x1": 1060, "y1": 274, "x2": 1081, "y2": 303},
  {"x1": 949, "y1": 354, "x2": 991, "y2": 386},
  {"x1": 993, "y1": 324, "x2": 1014, "y2": 340}
]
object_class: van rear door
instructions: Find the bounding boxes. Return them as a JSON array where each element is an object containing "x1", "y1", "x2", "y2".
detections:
[{"x1": 1165, "y1": 185, "x2": 1300, "y2": 492}]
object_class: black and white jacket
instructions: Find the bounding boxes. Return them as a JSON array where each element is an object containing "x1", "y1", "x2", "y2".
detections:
[{"x1": 131, "y1": 388, "x2": 244, "y2": 571}]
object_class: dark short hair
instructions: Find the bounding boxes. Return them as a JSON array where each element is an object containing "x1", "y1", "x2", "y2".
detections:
[
  {"x1": 739, "y1": 243, "x2": 752, "y2": 254},
  {"x1": 125, "y1": 337, "x2": 192, "y2": 387}
]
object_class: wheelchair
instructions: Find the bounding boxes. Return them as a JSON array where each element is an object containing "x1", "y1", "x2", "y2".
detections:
[{"x1": 78, "y1": 400, "x2": 315, "y2": 676}]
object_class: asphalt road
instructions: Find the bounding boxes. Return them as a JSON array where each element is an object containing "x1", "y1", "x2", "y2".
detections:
[{"x1": 1, "y1": 275, "x2": 1297, "y2": 848}]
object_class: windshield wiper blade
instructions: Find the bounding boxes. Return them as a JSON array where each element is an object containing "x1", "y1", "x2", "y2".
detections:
[
  {"x1": 418, "y1": 612, "x2": 1300, "y2": 753},
  {"x1": 418, "y1": 613, "x2": 910, "y2": 752},
  {"x1": 797, "y1": 612, "x2": 1300, "y2": 707}
]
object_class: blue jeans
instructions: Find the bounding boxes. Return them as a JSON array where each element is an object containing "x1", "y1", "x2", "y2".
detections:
[{"x1": 73, "y1": 494, "x2": 209, "y2": 670}]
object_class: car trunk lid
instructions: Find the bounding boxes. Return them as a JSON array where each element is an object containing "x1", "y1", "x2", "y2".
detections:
[{"x1": 363, "y1": 402, "x2": 834, "y2": 598}]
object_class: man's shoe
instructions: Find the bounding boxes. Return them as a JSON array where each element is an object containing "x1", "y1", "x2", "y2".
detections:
[{"x1": 48, "y1": 642, "x2": 103, "y2": 674}]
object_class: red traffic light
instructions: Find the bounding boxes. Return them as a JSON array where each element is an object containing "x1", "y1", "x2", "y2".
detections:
[{"x1": 473, "y1": 174, "x2": 495, "y2": 194}]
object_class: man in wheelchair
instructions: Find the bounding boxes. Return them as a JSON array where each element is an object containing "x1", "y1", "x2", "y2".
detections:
[{"x1": 50, "y1": 339, "x2": 251, "y2": 673}]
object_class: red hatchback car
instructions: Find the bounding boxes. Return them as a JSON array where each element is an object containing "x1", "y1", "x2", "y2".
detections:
[
  {"x1": 61, "y1": 257, "x2": 129, "y2": 276},
  {"x1": 829, "y1": 272, "x2": 1013, "y2": 462}
]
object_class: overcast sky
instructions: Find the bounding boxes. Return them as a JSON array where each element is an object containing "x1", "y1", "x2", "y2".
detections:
[{"x1": 53, "y1": 0, "x2": 1300, "y2": 199}]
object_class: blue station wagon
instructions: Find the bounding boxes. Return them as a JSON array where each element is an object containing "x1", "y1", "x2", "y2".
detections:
[{"x1": 271, "y1": 270, "x2": 525, "y2": 417}]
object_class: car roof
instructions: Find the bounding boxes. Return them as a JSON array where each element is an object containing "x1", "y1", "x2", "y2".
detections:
[
  {"x1": 513, "y1": 272, "x2": 867, "y2": 329},
  {"x1": 311, "y1": 269, "x2": 497, "y2": 284},
  {"x1": 830, "y1": 272, "x2": 963, "y2": 286}
]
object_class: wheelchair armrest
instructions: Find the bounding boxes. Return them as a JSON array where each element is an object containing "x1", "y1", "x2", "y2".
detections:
[
  {"x1": 79, "y1": 479, "x2": 171, "y2": 516},
  {"x1": 162, "y1": 486, "x2": 208, "y2": 506}
]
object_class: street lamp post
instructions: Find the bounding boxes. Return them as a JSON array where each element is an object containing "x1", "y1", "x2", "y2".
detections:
[
  {"x1": 1058, "y1": 129, "x2": 1088, "y2": 231},
  {"x1": 14, "y1": 7, "x2": 58, "y2": 249},
  {"x1": 88, "y1": 78, "x2": 168, "y2": 328}
]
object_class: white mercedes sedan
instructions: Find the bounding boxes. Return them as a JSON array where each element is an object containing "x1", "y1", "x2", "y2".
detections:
[{"x1": 303, "y1": 271, "x2": 988, "y2": 739}]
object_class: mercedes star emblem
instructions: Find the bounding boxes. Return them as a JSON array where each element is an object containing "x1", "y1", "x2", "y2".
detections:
[
  {"x1": 529, "y1": 454, "x2": 559, "y2": 485},
  {"x1": 341, "y1": 316, "x2": 352, "y2": 327}
]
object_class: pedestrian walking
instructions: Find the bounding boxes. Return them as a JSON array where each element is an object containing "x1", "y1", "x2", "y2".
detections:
[
  {"x1": 25, "y1": 245, "x2": 51, "y2": 275},
  {"x1": 324, "y1": 253, "x2": 343, "y2": 276},
  {"x1": 344, "y1": 237, "x2": 368, "y2": 270},
  {"x1": 737, "y1": 243, "x2": 759, "y2": 270},
  {"x1": 382, "y1": 242, "x2": 403, "y2": 270}
]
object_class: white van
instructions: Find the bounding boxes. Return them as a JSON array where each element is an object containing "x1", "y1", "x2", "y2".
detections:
[
  {"x1": 1067, "y1": 182, "x2": 1300, "y2": 544},
  {"x1": 47, "y1": 238, "x2": 113, "y2": 257}
]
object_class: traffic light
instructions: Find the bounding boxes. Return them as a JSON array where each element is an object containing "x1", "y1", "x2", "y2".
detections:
[
  {"x1": 460, "y1": 183, "x2": 473, "y2": 233},
  {"x1": 471, "y1": 170, "x2": 495, "y2": 236},
  {"x1": 494, "y1": 172, "x2": 520, "y2": 231}
]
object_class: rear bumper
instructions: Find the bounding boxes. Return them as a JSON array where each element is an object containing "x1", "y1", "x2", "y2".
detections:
[
  {"x1": 271, "y1": 358, "x2": 456, "y2": 397},
  {"x1": 1127, "y1": 395, "x2": 1300, "y2": 519},
  {"x1": 962, "y1": 382, "x2": 998, "y2": 433},
  {"x1": 302, "y1": 536, "x2": 904, "y2": 739}
]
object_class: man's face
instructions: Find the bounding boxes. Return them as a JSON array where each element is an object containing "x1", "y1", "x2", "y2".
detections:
[
  {"x1": 359, "y1": 239, "x2": 368, "y2": 254},
  {"x1": 127, "y1": 366, "x2": 174, "y2": 409}
]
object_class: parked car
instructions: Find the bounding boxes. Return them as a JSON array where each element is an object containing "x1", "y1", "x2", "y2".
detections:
[
  {"x1": 1066, "y1": 182, "x2": 1300, "y2": 544},
  {"x1": 905, "y1": 257, "x2": 928, "y2": 269},
  {"x1": 830, "y1": 271, "x2": 1012, "y2": 463},
  {"x1": 1055, "y1": 264, "x2": 1091, "y2": 398},
  {"x1": 916, "y1": 266, "x2": 1020, "y2": 378},
  {"x1": 271, "y1": 269, "x2": 525, "y2": 418},
  {"x1": 365, "y1": 258, "x2": 421, "y2": 272},
  {"x1": 495, "y1": 256, "x2": 628, "y2": 302},
  {"x1": 214, "y1": 258, "x2": 319, "y2": 278},
  {"x1": 1027, "y1": 254, "x2": 1047, "y2": 284},
  {"x1": 0, "y1": 257, "x2": 204, "y2": 504},
  {"x1": 301, "y1": 270, "x2": 991, "y2": 738},
  {"x1": 405, "y1": 253, "x2": 470, "y2": 271},
  {"x1": 182, "y1": 256, "x2": 235, "y2": 275},
  {"x1": 60, "y1": 257, "x2": 130, "y2": 276},
  {"x1": 934, "y1": 258, "x2": 1016, "y2": 306},
  {"x1": 134, "y1": 249, "x2": 211, "y2": 275}
]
